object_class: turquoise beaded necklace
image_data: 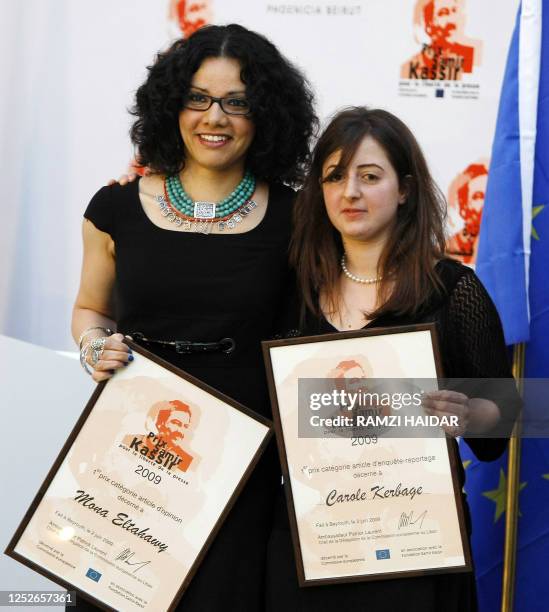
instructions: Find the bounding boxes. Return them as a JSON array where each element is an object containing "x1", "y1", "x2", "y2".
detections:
[{"x1": 165, "y1": 171, "x2": 256, "y2": 219}]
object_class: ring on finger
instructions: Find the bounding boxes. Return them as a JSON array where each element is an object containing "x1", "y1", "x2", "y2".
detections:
[{"x1": 90, "y1": 337, "x2": 107, "y2": 366}]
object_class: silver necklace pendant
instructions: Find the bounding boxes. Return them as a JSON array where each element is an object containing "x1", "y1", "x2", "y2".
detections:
[
  {"x1": 156, "y1": 195, "x2": 184, "y2": 228},
  {"x1": 156, "y1": 195, "x2": 258, "y2": 234},
  {"x1": 195, "y1": 220, "x2": 212, "y2": 234},
  {"x1": 194, "y1": 201, "x2": 216, "y2": 219},
  {"x1": 157, "y1": 195, "x2": 170, "y2": 216},
  {"x1": 221, "y1": 199, "x2": 258, "y2": 231},
  {"x1": 167, "y1": 211, "x2": 182, "y2": 227}
]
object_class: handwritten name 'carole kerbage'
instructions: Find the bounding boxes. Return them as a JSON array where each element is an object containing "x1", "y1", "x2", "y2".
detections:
[
  {"x1": 72, "y1": 490, "x2": 168, "y2": 553},
  {"x1": 326, "y1": 483, "x2": 423, "y2": 506}
]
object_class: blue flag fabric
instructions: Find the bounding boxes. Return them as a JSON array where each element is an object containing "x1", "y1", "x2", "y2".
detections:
[
  {"x1": 461, "y1": 2, "x2": 549, "y2": 611},
  {"x1": 475, "y1": 9, "x2": 529, "y2": 347}
]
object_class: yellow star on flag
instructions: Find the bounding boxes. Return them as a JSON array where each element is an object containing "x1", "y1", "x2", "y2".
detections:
[
  {"x1": 460, "y1": 460, "x2": 473, "y2": 493},
  {"x1": 532, "y1": 205, "x2": 545, "y2": 241},
  {"x1": 543, "y1": 474, "x2": 549, "y2": 480},
  {"x1": 482, "y1": 468, "x2": 527, "y2": 523}
]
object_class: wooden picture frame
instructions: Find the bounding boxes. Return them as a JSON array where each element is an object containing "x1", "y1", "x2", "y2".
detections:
[
  {"x1": 6, "y1": 339, "x2": 273, "y2": 611},
  {"x1": 262, "y1": 323, "x2": 472, "y2": 586}
]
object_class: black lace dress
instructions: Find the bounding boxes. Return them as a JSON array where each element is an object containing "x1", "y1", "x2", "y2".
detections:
[{"x1": 265, "y1": 258, "x2": 520, "y2": 612}]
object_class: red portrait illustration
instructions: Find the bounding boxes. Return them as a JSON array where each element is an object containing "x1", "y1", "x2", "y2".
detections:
[
  {"x1": 401, "y1": 0, "x2": 482, "y2": 80},
  {"x1": 446, "y1": 161, "x2": 488, "y2": 265},
  {"x1": 168, "y1": 0, "x2": 213, "y2": 39},
  {"x1": 123, "y1": 399, "x2": 197, "y2": 472},
  {"x1": 327, "y1": 359, "x2": 391, "y2": 420}
]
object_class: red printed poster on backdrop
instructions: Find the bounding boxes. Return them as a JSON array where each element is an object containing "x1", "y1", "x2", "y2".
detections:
[
  {"x1": 401, "y1": 0, "x2": 482, "y2": 81},
  {"x1": 446, "y1": 160, "x2": 489, "y2": 265}
]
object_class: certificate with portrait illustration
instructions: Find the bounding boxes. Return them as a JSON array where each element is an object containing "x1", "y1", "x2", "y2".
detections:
[
  {"x1": 6, "y1": 340, "x2": 272, "y2": 611},
  {"x1": 263, "y1": 323, "x2": 471, "y2": 586}
]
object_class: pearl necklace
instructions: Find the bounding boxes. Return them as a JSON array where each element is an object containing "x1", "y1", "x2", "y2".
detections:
[{"x1": 340, "y1": 254, "x2": 382, "y2": 285}]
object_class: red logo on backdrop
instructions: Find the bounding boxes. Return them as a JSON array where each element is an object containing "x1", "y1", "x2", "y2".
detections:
[
  {"x1": 168, "y1": 0, "x2": 213, "y2": 38},
  {"x1": 446, "y1": 161, "x2": 488, "y2": 265},
  {"x1": 401, "y1": 0, "x2": 482, "y2": 80}
]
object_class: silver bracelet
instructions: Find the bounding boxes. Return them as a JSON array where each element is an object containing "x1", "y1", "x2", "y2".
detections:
[
  {"x1": 78, "y1": 326, "x2": 113, "y2": 349},
  {"x1": 79, "y1": 342, "x2": 95, "y2": 376}
]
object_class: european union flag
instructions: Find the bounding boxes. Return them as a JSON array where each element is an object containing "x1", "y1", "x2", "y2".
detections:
[
  {"x1": 462, "y1": 2, "x2": 549, "y2": 611},
  {"x1": 85, "y1": 568, "x2": 102, "y2": 582},
  {"x1": 375, "y1": 549, "x2": 390, "y2": 560}
]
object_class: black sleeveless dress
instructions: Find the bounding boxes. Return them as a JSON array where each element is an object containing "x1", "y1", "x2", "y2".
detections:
[{"x1": 78, "y1": 179, "x2": 294, "y2": 611}]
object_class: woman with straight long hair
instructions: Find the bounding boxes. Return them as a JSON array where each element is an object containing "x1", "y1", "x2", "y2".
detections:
[{"x1": 267, "y1": 106, "x2": 518, "y2": 611}]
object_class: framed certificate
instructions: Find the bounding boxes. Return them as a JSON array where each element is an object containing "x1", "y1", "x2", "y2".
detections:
[
  {"x1": 6, "y1": 340, "x2": 273, "y2": 611},
  {"x1": 262, "y1": 323, "x2": 472, "y2": 586}
]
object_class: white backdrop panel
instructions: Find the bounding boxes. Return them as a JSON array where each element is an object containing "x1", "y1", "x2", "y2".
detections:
[
  {"x1": 0, "y1": 0, "x2": 518, "y2": 350},
  {"x1": 0, "y1": 335, "x2": 94, "y2": 604}
]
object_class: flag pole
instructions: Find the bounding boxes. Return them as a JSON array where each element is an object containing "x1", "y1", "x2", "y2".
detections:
[{"x1": 501, "y1": 343, "x2": 525, "y2": 612}]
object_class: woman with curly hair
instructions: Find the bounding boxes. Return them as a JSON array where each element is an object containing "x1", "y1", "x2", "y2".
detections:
[
  {"x1": 72, "y1": 24, "x2": 317, "y2": 611},
  {"x1": 267, "y1": 107, "x2": 518, "y2": 611}
]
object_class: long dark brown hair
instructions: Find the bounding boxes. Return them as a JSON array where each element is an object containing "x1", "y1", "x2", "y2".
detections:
[{"x1": 290, "y1": 107, "x2": 447, "y2": 322}]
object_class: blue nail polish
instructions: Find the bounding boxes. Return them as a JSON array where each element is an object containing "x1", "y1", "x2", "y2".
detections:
[{"x1": 128, "y1": 354, "x2": 134, "y2": 361}]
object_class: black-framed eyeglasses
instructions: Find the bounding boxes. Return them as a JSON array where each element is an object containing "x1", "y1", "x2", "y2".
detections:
[{"x1": 184, "y1": 92, "x2": 252, "y2": 116}]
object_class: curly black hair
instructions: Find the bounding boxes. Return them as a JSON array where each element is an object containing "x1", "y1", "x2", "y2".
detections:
[{"x1": 130, "y1": 24, "x2": 318, "y2": 186}]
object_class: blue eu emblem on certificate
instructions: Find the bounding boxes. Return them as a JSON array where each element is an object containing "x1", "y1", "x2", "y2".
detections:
[
  {"x1": 376, "y1": 549, "x2": 390, "y2": 560},
  {"x1": 86, "y1": 568, "x2": 102, "y2": 582}
]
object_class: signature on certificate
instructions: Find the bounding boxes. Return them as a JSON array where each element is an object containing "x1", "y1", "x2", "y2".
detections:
[
  {"x1": 398, "y1": 509, "x2": 428, "y2": 530},
  {"x1": 115, "y1": 548, "x2": 152, "y2": 574}
]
